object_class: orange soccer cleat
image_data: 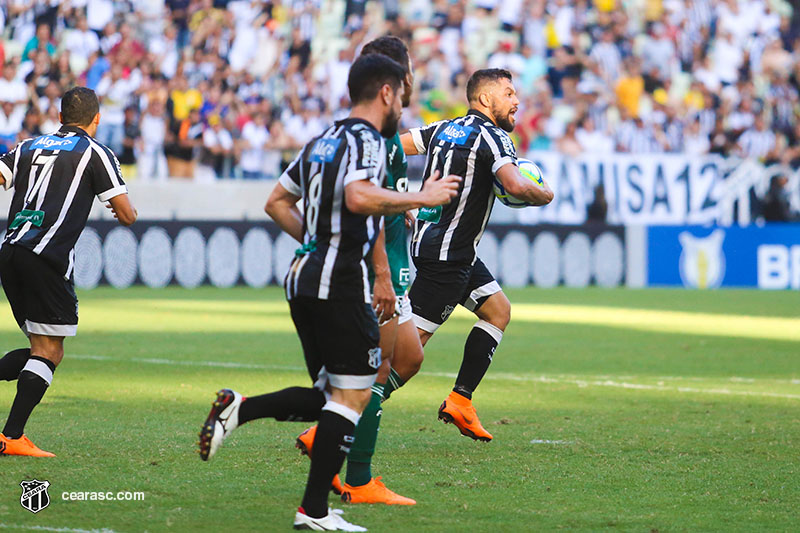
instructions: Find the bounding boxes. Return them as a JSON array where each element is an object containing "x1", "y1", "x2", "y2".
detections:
[
  {"x1": 295, "y1": 425, "x2": 317, "y2": 457},
  {"x1": 341, "y1": 477, "x2": 416, "y2": 505},
  {"x1": 0, "y1": 434, "x2": 56, "y2": 457},
  {"x1": 295, "y1": 425, "x2": 343, "y2": 495},
  {"x1": 437, "y1": 391, "x2": 493, "y2": 442}
]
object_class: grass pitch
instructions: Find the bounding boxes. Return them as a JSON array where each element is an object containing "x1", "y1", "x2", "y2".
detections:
[{"x1": 0, "y1": 286, "x2": 798, "y2": 532}]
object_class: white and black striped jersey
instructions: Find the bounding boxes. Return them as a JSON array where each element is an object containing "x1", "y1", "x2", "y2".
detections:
[
  {"x1": 280, "y1": 118, "x2": 385, "y2": 303},
  {"x1": 0, "y1": 126, "x2": 128, "y2": 279},
  {"x1": 408, "y1": 109, "x2": 516, "y2": 263}
]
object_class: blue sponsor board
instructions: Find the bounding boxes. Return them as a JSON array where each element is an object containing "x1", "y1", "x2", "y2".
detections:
[
  {"x1": 29, "y1": 135, "x2": 79, "y2": 151},
  {"x1": 648, "y1": 224, "x2": 800, "y2": 289}
]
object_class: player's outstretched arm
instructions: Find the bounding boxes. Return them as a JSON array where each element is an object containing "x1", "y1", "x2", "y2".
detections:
[
  {"x1": 345, "y1": 170, "x2": 460, "y2": 216},
  {"x1": 399, "y1": 132, "x2": 419, "y2": 156},
  {"x1": 107, "y1": 194, "x2": 137, "y2": 226},
  {"x1": 265, "y1": 182, "x2": 303, "y2": 242},
  {"x1": 496, "y1": 163, "x2": 554, "y2": 206}
]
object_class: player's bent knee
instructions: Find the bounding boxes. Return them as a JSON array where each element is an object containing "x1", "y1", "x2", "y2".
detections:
[
  {"x1": 407, "y1": 344, "x2": 424, "y2": 373},
  {"x1": 332, "y1": 387, "x2": 374, "y2": 414},
  {"x1": 351, "y1": 388, "x2": 373, "y2": 412},
  {"x1": 479, "y1": 294, "x2": 511, "y2": 331},
  {"x1": 29, "y1": 335, "x2": 65, "y2": 367}
]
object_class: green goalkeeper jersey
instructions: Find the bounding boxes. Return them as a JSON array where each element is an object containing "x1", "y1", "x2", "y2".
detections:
[{"x1": 368, "y1": 133, "x2": 410, "y2": 296}]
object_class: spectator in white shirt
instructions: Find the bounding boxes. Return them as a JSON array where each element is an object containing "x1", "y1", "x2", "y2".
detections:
[
  {"x1": 199, "y1": 114, "x2": 234, "y2": 180},
  {"x1": 133, "y1": 0, "x2": 167, "y2": 42},
  {"x1": 738, "y1": 114, "x2": 776, "y2": 161},
  {"x1": 575, "y1": 115, "x2": 614, "y2": 154},
  {"x1": 138, "y1": 99, "x2": 169, "y2": 181},
  {"x1": 321, "y1": 48, "x2": 351, "y2": 114},
  {"x1": 712, "y1": 30, "x2": 744, "y2": 86},
  {"x1": 96, "y1": 63, "x2": 136, "y2": 153},
  {"x1": 239, "y1": 112, "x2": 270, "y2": 180},
  {"x1": 0, "y1": 63, "x2": 29, "y2": 109},
  {"x1": 683, "y1": 118, "x2": 711, "y2": 156},
  {"x1": 149, "y1": 24, "x2": 180, "y2": 79},
  {"x1": 641, "y1": 23, "x2": 676, "y2": 81},
  {"x1": 8, "y1": 0, "x2": 37, "y2": 48},
  {"x1": 284, "y1": 99, "x2": 325, "y2": 146},
  {"x1": 487, "y1": 41, "x2": 525, "y2": 76},
  {"x1": 64, "y1": 16, "x2": 100, "y2": 64},
  {"x1": 87, "y1": 0, "x2": 116, "y2": 33},
  {"x1": 0, "y1": 101, "x2": 25, "y2": 151}
]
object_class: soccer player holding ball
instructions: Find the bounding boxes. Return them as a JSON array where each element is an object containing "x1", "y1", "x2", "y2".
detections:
[
  {"x1": 399, "y1": 69, "x2": 554, "y2": 441},
  {"x1": 198, "y1": 54, "x2": 459, "y2": 531}
]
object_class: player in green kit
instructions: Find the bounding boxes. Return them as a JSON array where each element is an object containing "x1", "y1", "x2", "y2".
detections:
[{"x1": 295, "y1": 36, "x2": 424, "y2": 505}]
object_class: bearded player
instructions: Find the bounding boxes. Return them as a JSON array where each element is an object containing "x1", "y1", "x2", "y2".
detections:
[
  {"x1": 295, "y1": 36, "x2": 424, "y2": 506},
  {"x1": 400, "y1": 69, "x2": 554, "y2": 441}
]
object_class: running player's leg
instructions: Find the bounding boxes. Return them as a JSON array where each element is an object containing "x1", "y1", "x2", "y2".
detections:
[
  {"x1": 437, "y1": 258, "x2": 506, "y2": 442},
  {"x1": 453, "y1": 258, "x2": 508, "y2": 399},
  {"x1": 3, "y1": 334, "x2": 61, "y2": 448},
  {"x1": 409, "y1": 257, "x2": 471, "y2": 346},
  {"x1": 339, "y1": 301, "x2": 417, "y2": 504},
  {"x1": 454, "y1": 259, "x2": 509, "y2": 401},
  {"x1": 344, "y1": 315, "x2": 397, "y2": 488},
  {"x1": 382, "y1": 295, "x2": 423, "y2": 401},
  {"x1": 237, "y1": 297, "x2": 328, "y2": 425},
  {"x1": 0, "y1": 247, "x2": 30, "y2": 381},
  {"x1": 298, "y1": 299, "x2": 378, "y2": 521},
  {"x1": 199, "y1": 297, "x2": 327, "y2": 461},
  {"x1": 1, "y1": 246, "x2": 76, "y2": 457}
]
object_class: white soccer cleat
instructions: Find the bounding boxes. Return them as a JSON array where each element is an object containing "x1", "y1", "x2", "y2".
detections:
[
  {"x1": 293, "y1": 507, "x2": 367, "y2": 531},
  {"x1": 198, "y1": 389, "x2": 242, "y2": 461}
]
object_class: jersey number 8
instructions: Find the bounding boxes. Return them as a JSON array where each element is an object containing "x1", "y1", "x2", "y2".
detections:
[{"x1": 306, "y1": 172, "x2": 323, "y2": 238}]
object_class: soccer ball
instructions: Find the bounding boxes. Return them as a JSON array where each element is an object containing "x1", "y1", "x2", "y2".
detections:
[{"x1": 493, "y1": 158, "x2": 545, "y2": 208}]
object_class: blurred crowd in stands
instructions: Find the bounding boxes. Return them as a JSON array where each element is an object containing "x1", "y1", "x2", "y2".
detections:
[{"x1": 0, "y1": 0, "x2": 799, "y2": 195}]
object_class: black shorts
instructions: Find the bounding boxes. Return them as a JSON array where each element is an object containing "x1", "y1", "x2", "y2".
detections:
[
  {"x1": 408, "y1": 256, "x2": 501, "y2": 333},
  {"x1": 0, "y1": 245, "x2": 78, "y2": 337},
  {"x1": 289, "y1": 296, "x2": 380, "y2": 390}
]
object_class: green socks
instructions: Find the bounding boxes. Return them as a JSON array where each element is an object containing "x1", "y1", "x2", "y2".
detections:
[
  {"x1": 345, "y1": 383, "x2": 384, "y2": 487},
  {"x1": 345, "y1": 369, "x2": 407, "y2": 488},
  {"x1": 382, "y1": 368, "x2": 405, "y2": 402}
]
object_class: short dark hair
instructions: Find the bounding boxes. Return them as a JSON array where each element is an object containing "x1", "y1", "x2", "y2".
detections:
[
  {"x1": 348, "y1": 54, "x2": 406, "y2": 105},
  {"x1": 360, "y1": 36, "x2": 410, "y2": 74},
  {"x1": 466, "y1": 68, "x2": 513, "y2": 104},
  {"x1": 60, "y1": 86, "x2": 99, "y2": 126}
]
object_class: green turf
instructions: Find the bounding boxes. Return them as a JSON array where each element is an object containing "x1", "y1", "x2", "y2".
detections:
[{"x1": 0, "y1": 286, "x2": 798, "y2": 532}]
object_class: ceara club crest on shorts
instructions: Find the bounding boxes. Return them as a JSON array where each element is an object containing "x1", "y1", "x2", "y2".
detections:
[
  {"x1": 441, "y1": 305, "x2": 455, "y2": 321},
  {"x1": 678, "y1": 229, "x2": 726, "y2": 289},
  {"x1": 20, "y1": 479, "x2": 51, "y2": 513},
  {"x1": 368, "y1": 348, "x2": 382, "y2": 370}
]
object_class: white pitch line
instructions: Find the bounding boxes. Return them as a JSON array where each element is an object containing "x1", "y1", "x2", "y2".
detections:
[
  {"x1": 64, "y1": 354, "x2": 800, "y2": 401},
  {"x1": 530, "y1": 439, "x2": 574, "y2": 445},
  {"x1": 0, "y1": 524, "x2": 117, "y2": 533}
]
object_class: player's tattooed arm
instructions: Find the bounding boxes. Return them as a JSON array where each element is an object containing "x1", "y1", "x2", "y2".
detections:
[
  {"x1": 495, "y1": 163, "x2": 554, "y2": 206},
  {"x1": 346, "y1": 170, "x2": 460, "y2": 216},
  {"x1": 371, "y1": 226, "x2": 396, "y2": 323},
  {"x1": 265, "y1": 182, "x2": 304, "y2": 242}
]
